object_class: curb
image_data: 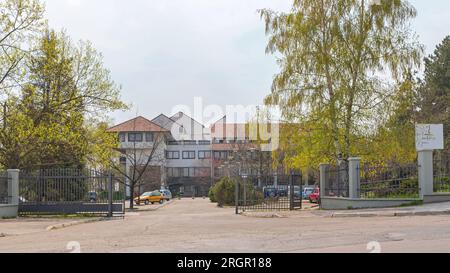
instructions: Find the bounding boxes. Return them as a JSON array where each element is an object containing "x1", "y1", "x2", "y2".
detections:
[
  {"x1": 241, "y1": 212, "x2": 287, "y2": 218},
  {"x1": 45, "y1": 218, "x2": 104, "y2": 231},
  {"x1": 240, "y1": 209, "x2": 450, "y2": 219},
  {"x1": 331, "y1": 210, "x2": 450, "y2": 218}
]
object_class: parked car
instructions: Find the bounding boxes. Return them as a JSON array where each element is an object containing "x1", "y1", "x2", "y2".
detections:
[
  {"x1": 309, "y1": 188, "x2": 320, "y2": 204},
  {"x1": 287, "y1": 186, "x2": 302, "y2": 198},
  {"x1": 263, "y1": 187, "x2": 278, "y2": 198},
  {"x1": 88, "y1": 191, "x2": 97, "y2": 202},
  {"x1": 134, "y1": 191, "x2": 164, "y2": 205},
  {"x1": 277, "y1": 186, "x2": 288, "y2": 197},
  {"x1": 160, "y1": 189, "x2": 172, "y2": 201},
  {"x1": 302, "y1": 187, "x2": 315, "y2": 199}
]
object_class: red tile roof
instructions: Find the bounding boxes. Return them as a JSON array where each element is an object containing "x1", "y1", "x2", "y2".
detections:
[{"x1": 107, "y1": 116, "x2": 169, "y2": 133}]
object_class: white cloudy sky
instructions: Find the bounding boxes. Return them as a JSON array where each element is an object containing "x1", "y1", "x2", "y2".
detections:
[{"x1": 43, "y1": 0, "x2": 450, "y2": 125}]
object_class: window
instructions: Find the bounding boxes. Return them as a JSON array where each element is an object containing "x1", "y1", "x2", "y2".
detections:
[
  {"x1": 119, "y1": 133, "x2": 126, "y2": 142},
  {"x1": 166, "y1": 151, "x2": 180, "y2": 159},
  {"x1": 128, "y1": 133, "x2": 143, "y2": 142},
  {"x1": 167, "y1": 168, "x2": 181, "y2": 177},
  {"x1": 199, "y1": 140, "x2": 211, "y2": 145},
  {"x1": 145, "y1": 133, "x2": 154, "y2": 142},
  {"x1": 214, "y1": 167, "x2": 224, "y2": 177},
  {"x1": 182, "y1": 151, "x2": 196, "y2": 159},
  {"x1": 214, "y1": 151, "x2": 228, "y2": 160},
  {"x1": 182, "y1": 168, "x2": 195, "y2": 177},
  {"x1": 198, "y1": 151, "x2": 211, "y2": 159}
]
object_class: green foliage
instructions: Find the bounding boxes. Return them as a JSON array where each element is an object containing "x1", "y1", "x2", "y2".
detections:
[
  {"x1": 0, "y1": 26, "x2": 126, "y2": 169},
  {"x1": 261, "y1": 0, "x2": 423, "y2": 169},
  {"x1": 360, "y1": 178, "x2": 419, "y2": 199},
  {"x1": 210, "y1": 177, "x2": 264, "y2": 207},
  {"x1": 0, "y1": 0, "x2": 46, "y2": 91},
  {"x1": 208, "y1": 187, "x2": 217, "y2": 203},
  {"x1": 210, "y1": 177, "x2": 236, "y2": 207},
  {"x1": 417, "y1": 36, "x2": 450, "y2": 155}
]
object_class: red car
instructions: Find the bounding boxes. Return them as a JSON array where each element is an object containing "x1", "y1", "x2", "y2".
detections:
[{"x1": 309, "y1": 188, "x2": 320, "y2": 204}]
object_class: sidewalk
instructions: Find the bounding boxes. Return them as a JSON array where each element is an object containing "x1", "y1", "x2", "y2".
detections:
[{"x1": 241, "y1": 201, "x2": 450, "y2": 218}]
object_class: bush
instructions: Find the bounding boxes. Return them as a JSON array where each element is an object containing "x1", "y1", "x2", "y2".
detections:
[
  {"x1": 210, "y1": 177, "x2": 236, "y2": 207},
  {"x1": 210, "y1": 177, "x2": 264, "y2": 207},
  {"x1": 208, "y1": 187, "x2": 217, "y2": 203}
]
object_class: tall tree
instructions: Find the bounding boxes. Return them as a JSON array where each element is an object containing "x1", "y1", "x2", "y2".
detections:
[
  {"x1": 0, "y1": 0, "x2": 45, "y2": 92},
  {"x1": 417, "y1": 36, "x2": 450, "y2": 155},
  {"x1": 260, "y1": 0, "x2": 423, "y2": 168},
  {"x1": 0, "y1": 30, "x2": 126, "y2": 169}
]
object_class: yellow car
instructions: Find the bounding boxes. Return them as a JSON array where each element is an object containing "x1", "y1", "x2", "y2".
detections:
[{"x1": 134, "y1": 191, "x2": 164, "y2": 205}]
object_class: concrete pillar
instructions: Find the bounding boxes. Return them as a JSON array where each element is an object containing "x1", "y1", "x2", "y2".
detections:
[
  {"x1": 348, "y1": 158, "x2": 361, "y2": 199},
  {"x1": 418, "y1": 150, "x2": 434, "y2": 199},
  {"x1": 7, "y1": 169, "x2": 19, "y2": 205},
  {"x1": 319, "y1": 163, "x2": 330, "y2": 199}
]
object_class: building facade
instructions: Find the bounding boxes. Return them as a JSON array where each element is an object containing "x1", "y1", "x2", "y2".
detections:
[{"x1": 108, "y1": 113, "x2": 274, "y2": 198}]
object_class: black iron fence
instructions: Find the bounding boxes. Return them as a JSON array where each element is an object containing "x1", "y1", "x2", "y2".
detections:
[
  {"x1": 323, "y1": 165, "x2": 349, "y2": 198},
  {"x1": 236, "y1": 173, "x2": 303, "y2": 213},
  {"x1": 434, "y1": 155, "x2": 450, "y2": 193},
  {"x1": 19, "y1": 168, "x2": 125, "y2": 216},
  {"x1": 0, "y1": 171, "x2": 8, "y2": 204},
  {"x1": 359, "y1": 164, "x2": 419, "y2": 199}
]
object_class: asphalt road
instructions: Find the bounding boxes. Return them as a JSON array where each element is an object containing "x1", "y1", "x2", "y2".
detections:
[{"x1": 1, "y1": 199, "x2": 450, "y2": 253}]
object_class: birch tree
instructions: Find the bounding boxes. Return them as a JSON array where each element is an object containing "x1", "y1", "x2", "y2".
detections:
[
  {"x1": 260, "y1": 0, "x2": 423, "y2": 166},
  {"x1": 0, "y1": 0, "x2": 45, "y2": 92}
]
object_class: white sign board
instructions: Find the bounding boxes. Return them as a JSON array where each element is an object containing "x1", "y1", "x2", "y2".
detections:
[{"x1": 416, "y1": 124, "x2": 444, "y2": 151}]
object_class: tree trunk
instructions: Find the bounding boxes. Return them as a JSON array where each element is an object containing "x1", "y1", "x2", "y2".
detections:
[{"x1": 129, "y1": 181, "x2": 135, "y2": 209}]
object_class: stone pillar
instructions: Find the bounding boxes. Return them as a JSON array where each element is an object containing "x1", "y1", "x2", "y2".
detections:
[
  {"x1": 418, "y1": 150, "x2": 434, "y2": 199},
  {"x1": 7, "y1": 169, "x2": 19, "y2": 205},
  {"x1": 319, "y1": 163, "x2": 330, "y2": 199},
  {"x1": 348, "y1": 158, "x2": 361, "y2": 199}
]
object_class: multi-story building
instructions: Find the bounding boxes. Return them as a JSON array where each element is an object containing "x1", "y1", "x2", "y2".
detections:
[
  {"x1": 152, "y1": 113, "x2": 212, "y2": 197},
  {"x1": 107, "y1": 116, "x2": 170, "y2": 197},
  {"x1": 108, "y1": 112, "x2": 274, "y2": 198}
]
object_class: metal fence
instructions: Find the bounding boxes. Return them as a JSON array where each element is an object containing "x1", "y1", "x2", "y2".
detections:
[
  {"x1": 236, "y1": 173, "x2": 303, "y2": 213},
  {"x1": 19, "y1": 168, "x2": 125, "y2": 216},
  {"x1": 0, "y1": 171, "x2": 8, "y2": 204},
  {"x1": 323, "y1": 165, "x2": 349, "y2": 198},
  {"x1": 434, "y1": 155, "x2": 450, "y2": 193},
  {"x1": 359, "y1": 164, "x2": 419, "y2": 199}
]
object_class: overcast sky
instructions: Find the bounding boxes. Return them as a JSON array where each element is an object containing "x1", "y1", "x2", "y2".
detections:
[{"x1": 43, "y1": 0, "x2": 450, "y2": 125}]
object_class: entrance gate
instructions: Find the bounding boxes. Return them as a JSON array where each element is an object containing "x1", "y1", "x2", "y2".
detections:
[
  {"x1": 19, "y1": 168, "x2": 125, "y2": 216},
  {"x1": 235, "y1": 173, "x2": 303, "y2": 214}
]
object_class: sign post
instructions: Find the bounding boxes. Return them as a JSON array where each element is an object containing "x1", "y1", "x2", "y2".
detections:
[{"x1": 416, "y1": 124, "x2": 444, "y2": 198}]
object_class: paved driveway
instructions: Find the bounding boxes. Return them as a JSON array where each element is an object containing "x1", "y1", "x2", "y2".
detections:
[{"x1": 1, "y1": 199, "x2": 450, "y2": 253}]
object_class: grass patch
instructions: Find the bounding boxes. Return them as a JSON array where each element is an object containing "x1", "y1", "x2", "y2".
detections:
[
  {"x1": 1, "y1": 216, "x2": 17, "y2": 220},
  {"x1": 399, "y1": 200, "x2": 423, "y2": 207},
  {"x1": 20, "y1": 213, "x2": 101, "y2": 219}
]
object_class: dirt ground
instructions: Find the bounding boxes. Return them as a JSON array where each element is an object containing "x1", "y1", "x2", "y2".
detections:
[{"x1": 1, "y1": 198, "x2": 450, "y2": 253}]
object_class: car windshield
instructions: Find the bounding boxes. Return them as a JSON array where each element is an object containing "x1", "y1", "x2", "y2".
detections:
[
  {"x1": 152, "y1": 191, "x2": 161, "y2": 196},
  {"x1": 141, "y1": 192, "x2": 151, "y2": 197}
]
